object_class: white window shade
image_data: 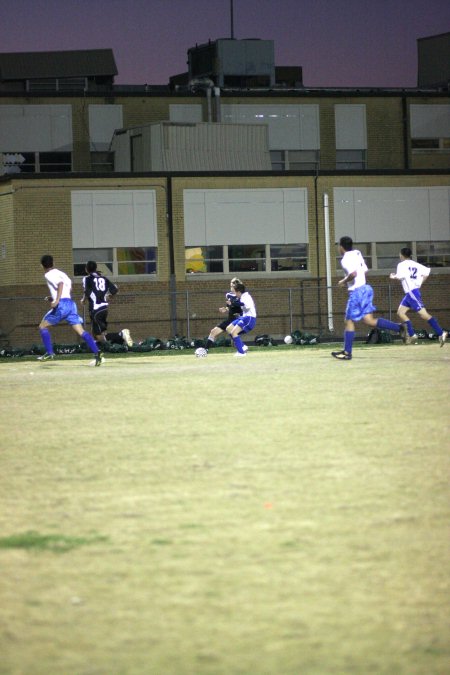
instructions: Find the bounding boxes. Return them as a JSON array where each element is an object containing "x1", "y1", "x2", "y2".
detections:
[
  {"x1": 222, "y1": 104, "x2": 320, "y2": 150},
  {"x1": 0, "y1": 105, "x2": 72, "y2": 152},
  {"x1": 88, "y1": 105, "x2": 123, "y2": 151},
  {"x1": 184, "y1": 188, "x2": 308, "y2": 246},
  {"x1": 334, "y1": 187, "x2": 450, "y2": 242},
  {"x1": 71, "y1": 190, "x2": 157, "y2": 248},
  {"x1": 410, "y1": 104, "x2": 450, "y2": 138},
  {"x1": 335, "y1": 105, "x2": 367, "y2": 150}
]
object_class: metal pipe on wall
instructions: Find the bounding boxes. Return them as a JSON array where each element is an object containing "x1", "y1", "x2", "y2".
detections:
[{"x1": 323, "y1": 192, "x2": 334, "y2": 333}]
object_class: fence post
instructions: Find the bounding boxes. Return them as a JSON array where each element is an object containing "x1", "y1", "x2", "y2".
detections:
[
  {"x1": 288, "y1": 288, "x2": 293, "y2": 334},
  {"x1": 186, "y1": 290, "x2": 191, "y2": 341}
]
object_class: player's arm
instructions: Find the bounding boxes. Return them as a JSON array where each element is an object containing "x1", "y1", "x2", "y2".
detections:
[
  {"x1": 338, "y1": 270, "x2": 356, "y2": 286},
  {"x1": 108, "y1": 280, "x2": 119, "y2": 296},
  {"x1": 50, "y1": 282, "x2": 63, "y2": 308},
  {"x1": 81, "y1": 276, "x2": 90, "y2": 303},
  {"x1": 419, "y1": 264, "x2": 430, "y2": 286}
]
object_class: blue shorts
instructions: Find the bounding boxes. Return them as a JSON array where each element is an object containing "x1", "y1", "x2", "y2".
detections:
[
  {"x1": 399, "y1": 289, "x2": 424, "y2": 312},
  {"x1": 230, "y1": 315, "x2": 256, "y2": 334},
  {"x1": 43, "y1": 298, "x2": 83, "y2": 326},
  {"x1": 345, "y1": 285, "x2": 376, "y2": 321}
]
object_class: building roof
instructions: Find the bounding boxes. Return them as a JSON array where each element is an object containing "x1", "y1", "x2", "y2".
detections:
[{"x1": 0, "y1": 49, "x2": 118, "y2": 80}]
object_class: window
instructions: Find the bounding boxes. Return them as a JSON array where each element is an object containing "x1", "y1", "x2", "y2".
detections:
[
  {"x1": 270, "y1": 150, "x2": 319, "y2": 171},
  {"x1": 27, "y1": 77, "x2": 87, "y2": 93},
  {"x1": 74, "y1": 249, "x2": 113, "y2": 277},
  {"x1": 2, "y1": 151, "x2": 71, "y2": 173},
  {"x1": 410, "y1": 104, "x2": 450, "y2": 152},
  {"x1": 186, "y1": 246, "x2": 223, "y2": 274},
  {"x1": 39, "y1": 152, "x2": 72, "y2": 172},
  {"x1": 411, "y1": 138, "x2": 440, "y2": 150},
  {"x1": 336, "y1": 150, "x2": 366, "y2": 170},
  {"x1": 229, "y1": 245, "x2": 266, "y2": 272},
  {"x1": 72, "y1": 190, "x2": 158, "y2": 277},
  {"x1": 375, "y1": 242, "x2": 406, "y2": 269},
  {"x1": 184, "y1": 188, "x2": 309, "y2": 276},
  {"x1": 270, "y1": 244, "x2": 308, "y2": 271},
  {"x1": 417, "y1": 241, "x2": 450, "y2": 268},
  {"x1": 91, "y1": 151, "x2": 114, "y2": 172},
  {"x1": 185, "y1": 244, "x2": 309, "y2": 274},
  {"x1": 74, "y1": 247, "x2": 157, "y2": 277}
]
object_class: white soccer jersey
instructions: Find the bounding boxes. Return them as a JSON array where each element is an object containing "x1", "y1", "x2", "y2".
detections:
[
  {"x1": 341, "y1": 249, "x2": 368, "y2": 290},
  {"x1": 45, "y1": 268, "x2": 72, "y2": 300},
  {"x1": 392, "y1": 259, "x2": 430, "y2": 293},
  {"x1": 240, "y1": 291, "x2": 257, "y2": 317}
]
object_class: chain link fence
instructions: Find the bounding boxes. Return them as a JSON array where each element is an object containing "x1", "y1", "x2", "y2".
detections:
[{"x1": 1, "y1": 280, "x2": 448, "y2": 349}]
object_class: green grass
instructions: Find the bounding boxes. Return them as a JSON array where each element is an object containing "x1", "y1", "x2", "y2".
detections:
[
  {"x1": 0, "y1": 532, "x2": 107, "y2": 553},
  {"x1": 0, "y1": 343, "x2": 449, "y2": 674}
]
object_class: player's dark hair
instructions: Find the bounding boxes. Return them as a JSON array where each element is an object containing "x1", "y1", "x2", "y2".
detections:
[
  {"x1": 40, "y1": 254, "x2": 53, "y2": 269},
  {"x1": 86, "y1": 260, "x2": 97, "y2": 273},
  {"x1": 339, "y1": 236, "x2": 353, "y2": 251},
  {"x1": 234, "y1": 282, "x2": 246, "y2": 293},
  {"x1": 400, "y1": 247, "x2": 412, "y2": 258}
]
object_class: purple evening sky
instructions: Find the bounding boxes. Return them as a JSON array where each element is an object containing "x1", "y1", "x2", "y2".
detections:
[{"x1": 1, "y1": 0, "x2": 450, "y2": 87}]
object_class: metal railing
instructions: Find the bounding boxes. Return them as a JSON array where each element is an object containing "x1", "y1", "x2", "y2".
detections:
[{"x1": 1, "y1": 280, "x2": 448, "y2": 348}]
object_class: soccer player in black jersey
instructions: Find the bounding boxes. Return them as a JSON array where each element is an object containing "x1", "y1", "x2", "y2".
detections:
[
  {"x1": 81, "y1": 261, "x2": 133, "y2": 349},
  {"x1": 205, "y1": 277, "x2": 247, "y2": 351}
]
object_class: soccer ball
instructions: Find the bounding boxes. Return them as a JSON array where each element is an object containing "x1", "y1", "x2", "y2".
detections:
[
  {"x1": 284, "y1": 335, "x2": 293, "y2": 344},
  {"x1": 195, "y1": 347, "x2": 208, "y2": 358}
]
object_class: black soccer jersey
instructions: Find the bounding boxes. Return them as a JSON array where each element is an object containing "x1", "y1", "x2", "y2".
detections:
[
  {"x1": 226, "y1": 292, "x2": 243, "y2": 319},
  {"x1": 83, "y1": 273, "x2": 118, "y2": 312}
]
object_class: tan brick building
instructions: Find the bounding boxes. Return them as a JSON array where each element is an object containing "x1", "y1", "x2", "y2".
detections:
[{"x1": 0, "y1": 48, "x2": 449, "y2": 347}]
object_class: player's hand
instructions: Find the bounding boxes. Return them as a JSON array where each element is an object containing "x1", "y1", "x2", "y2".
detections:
[
  {"x1": 45, "y1": 296, "x2": 52, "y2": 302},
  {"x1": 389, "y1": 273, "x2": 396, "y2": 279},
  {"x1": 219, "y1": 306, "x2": 227, "y2": 313}
]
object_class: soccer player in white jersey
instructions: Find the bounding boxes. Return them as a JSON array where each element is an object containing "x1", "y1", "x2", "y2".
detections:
[
  {"x1": 390, "y1": 247, "x2": 447, "y2": 347},
  {"x1": 332, "y1": 236, "x2": 403, "y2": 360},
  {"x1": 38, "y1": 254, "x2": 103, "y2": 365},
  {"x1": 226, "y1": 282, "x2": 256, "y2": 357}
]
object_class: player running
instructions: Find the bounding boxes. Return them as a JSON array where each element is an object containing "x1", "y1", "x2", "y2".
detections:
[
  {"x1": 82, "y1": 260, "x2": 133, "y2": 349},
  {"x1": 332, "y1": 236, "x2": 403, "y2": 360},
  {"x1": 390, "y1": 247, "x2": 447, "y2": 346},
  {"x1": 38, "y1": 254, "x2": 103, "y2": 365}
]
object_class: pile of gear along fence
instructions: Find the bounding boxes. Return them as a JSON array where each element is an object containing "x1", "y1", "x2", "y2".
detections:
[{"x1": 0, "y1": 329, "x2": 326, "y2": 357}]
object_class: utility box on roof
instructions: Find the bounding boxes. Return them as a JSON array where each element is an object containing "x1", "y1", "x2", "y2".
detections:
[
  {"x1": 111, "y1": 122, "x2": 272, "y2": 172},
  {"x1": 188, "y1": 39, "x2": 275, "y2": 88}
]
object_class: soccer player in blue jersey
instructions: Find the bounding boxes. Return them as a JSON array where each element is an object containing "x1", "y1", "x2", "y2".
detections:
[
  {"x1": 38, "y1": 254, "x2": 103, "y2": 365},
  {"x1": 226, "y1": 282, "x2": 257, "y2": 357},
  {"x1": 390, "y1": 247, "x2": 447, "y2": 347},
  {"x1": 332, "y1": 236, "x2": 403, "y2": 361}
]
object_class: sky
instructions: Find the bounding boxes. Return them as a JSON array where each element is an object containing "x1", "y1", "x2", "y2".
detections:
[{"x1": 1, "y1": 0, "x2": 450, "y2": 88}]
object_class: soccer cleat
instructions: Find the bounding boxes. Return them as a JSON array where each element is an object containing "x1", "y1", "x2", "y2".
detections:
[
  {"x1": 439, "y1": 330, "x2": 448, "y2": 348},
  {"x1": 37, "y1": 352, "x2": 54, "y2": 361},
  {"x1": 410, "y1": 334, "x2": 419, "y2": 344},
  {"x1": 121, "y1": 329, "x2": 133, "y2": 347},
  {"x1": 94, "y1": 352, "x2": 104, "y2": 367},
  {"x1": 242, "y1": 344, "x2": 249, "y2": 352},
  {"x1": 331, "y1": 350, "x2": 352, "y2": 361},
  {"x1": 234, "y1": 351, "x2": 247, "y2": 358}
]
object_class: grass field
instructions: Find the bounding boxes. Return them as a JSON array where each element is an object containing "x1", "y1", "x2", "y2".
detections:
[{"x1": 0, "y1": 343, "x2": 449, "y2": 675}]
